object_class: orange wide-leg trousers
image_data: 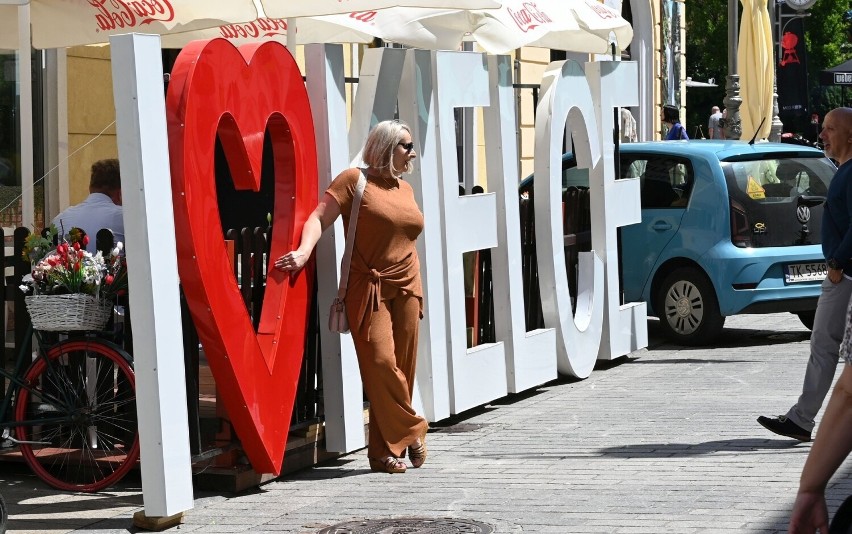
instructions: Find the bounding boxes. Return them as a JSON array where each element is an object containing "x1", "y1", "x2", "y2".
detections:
[{"x1": 349, "y1": 286, "x2": 427, "y2": 459}]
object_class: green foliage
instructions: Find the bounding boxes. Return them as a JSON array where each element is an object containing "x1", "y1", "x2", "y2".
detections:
[
  {"x1": 806, "y1": 0, "x2": 851, "y2": 117},
  {"x1": 684, "y1": 0, "x2": 852, "y2": 136},
  {"x1": 684, "y1": 0, "x2": 729, "y2": 136}
]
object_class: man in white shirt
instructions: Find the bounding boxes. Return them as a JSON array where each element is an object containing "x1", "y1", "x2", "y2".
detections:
[
  {"x1": 708, "y1": 106, "x2": 725, "y2": 140},
  {"x1": 52, "y1": 159, "x2": 124, "y2": 253}
]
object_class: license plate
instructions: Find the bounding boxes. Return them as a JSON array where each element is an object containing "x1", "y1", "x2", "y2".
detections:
[{"x1": 784, "y1": 262, "x2": 828, "y2": 283}]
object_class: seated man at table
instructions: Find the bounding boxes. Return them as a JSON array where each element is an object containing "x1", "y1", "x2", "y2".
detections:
[{"x1": 52, "y1": 159, "x2": 124, "y2": 253}]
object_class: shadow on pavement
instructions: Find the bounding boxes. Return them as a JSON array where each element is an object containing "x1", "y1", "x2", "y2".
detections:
[
  {"x1": 647, "y1": 317, "x2": 811, "y2": 350},
  {"x1": 626, "y1": 357, "x2": 761, "y2": 364},
  {"x1": 594, "y1": 437, "x2": 807, "y2": 457},
  {"x1": 1, "y1": 462, "x2": 143, "y2": 533},
  {"x1": 473, "y1": 437, "x2": 806, "y2": 460}
]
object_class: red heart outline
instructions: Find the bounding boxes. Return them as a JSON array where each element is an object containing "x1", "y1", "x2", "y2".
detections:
[{"x1": 166, "y1": 39, "x2": 317, "y2": 474}]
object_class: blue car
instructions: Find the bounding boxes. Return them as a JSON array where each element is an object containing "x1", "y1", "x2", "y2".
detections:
[{"x1": 520, "y1": 140, "x2": 836, "y2": 345}]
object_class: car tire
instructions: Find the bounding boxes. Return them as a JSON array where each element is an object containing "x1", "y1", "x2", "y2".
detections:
[
  {"x1": 796, "y1": 310, "x2": 816, "y2": 331},
  {"x1": 655, "y1": 267, "x2": 725, "y2": 345}
]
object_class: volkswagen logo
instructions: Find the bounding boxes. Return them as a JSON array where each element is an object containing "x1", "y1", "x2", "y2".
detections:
[{"x1": 797, "y1": 205, "x2": 811, "y2": 224}]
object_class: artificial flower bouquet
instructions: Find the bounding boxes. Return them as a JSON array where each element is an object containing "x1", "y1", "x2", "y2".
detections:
[{"x1": 20, "y1": 226, "x2": 126, "y2": 331}]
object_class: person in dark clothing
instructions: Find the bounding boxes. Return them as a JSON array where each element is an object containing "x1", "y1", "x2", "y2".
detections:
[
  {"x1": 662, "y1": 105, "x2": 689, "y2": 140},
  {"x1": 660, "y1": 104, "x2": 689, "y2": 141},
  {"x1": 758, "y1": 107, "x2": 852, "y2": 443}
]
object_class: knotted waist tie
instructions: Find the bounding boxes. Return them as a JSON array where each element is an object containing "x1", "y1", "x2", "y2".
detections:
[{"x1": 350, "y1": 253, "x2": 422, "y2": 341}]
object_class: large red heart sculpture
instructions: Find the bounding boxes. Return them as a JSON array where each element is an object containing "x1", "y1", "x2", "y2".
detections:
[{"x1": 166, "y1": 39, "x2": 317, "y2": 474}]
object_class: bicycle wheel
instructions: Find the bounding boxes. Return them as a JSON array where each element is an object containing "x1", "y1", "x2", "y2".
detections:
[{"x1": 14, "y1": 339, "x2": 139, "y2": 492}]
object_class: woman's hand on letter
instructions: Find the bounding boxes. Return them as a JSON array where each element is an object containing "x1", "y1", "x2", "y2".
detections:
[{"x1": 275, "y1": 251, "x2": 307, "y2": 272}]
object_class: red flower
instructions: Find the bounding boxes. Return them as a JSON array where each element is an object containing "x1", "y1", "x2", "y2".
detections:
[
  {"x1": 105, "y1": 274, "x2": 114, "y2": 285},
  {"x1": 73, "y1": 242, "x2": 80, "y2": 251},
  {"x1": 82, "y1": 235, "x2": 89, "y2": 246}
]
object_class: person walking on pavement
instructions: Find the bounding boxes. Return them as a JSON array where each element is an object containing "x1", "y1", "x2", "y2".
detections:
[
  {"x1": 708, "y1": 106, "x2": 725, "y2": 140},
  {"x1": 275, "y1": 120, "x2": 428, "y2": 474},
  {"x1": 662, "y1": 105, "x2": 689, "y2": 140},
  {"x1": 758, "y1": 107, "x2": 852, "y2": 442}
]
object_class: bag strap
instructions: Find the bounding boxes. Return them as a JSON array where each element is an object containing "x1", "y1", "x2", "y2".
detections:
[{"x1": 337, "y1": 170, "x2": 367, "y2": 300}]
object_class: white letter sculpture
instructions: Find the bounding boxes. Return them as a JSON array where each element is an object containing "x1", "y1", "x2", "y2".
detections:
[{"x1": 534, "y1": 60, "x2": 605, "y2": 379}]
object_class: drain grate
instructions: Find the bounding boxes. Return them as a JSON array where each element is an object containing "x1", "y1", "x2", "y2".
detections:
[{"x1": 317, "y1": 517, "x2": 494, "y2": 533}]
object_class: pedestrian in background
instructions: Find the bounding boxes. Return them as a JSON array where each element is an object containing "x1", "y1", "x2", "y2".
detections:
[
  {"x1": 708, "y1": 106, "x2": 725, "y2": 140},
  {"x1": 275, "y1": 120, "x2": 428, "y2": 474},
  {"x1": 662, "y1": 105, "x2": 689, "y2": 140},
  {"x1": 758, "y1": 107, "x2": 852, "y2": 443},
  {"x1": 621, "y1": 107, "x2": 638, "y2": 143}
]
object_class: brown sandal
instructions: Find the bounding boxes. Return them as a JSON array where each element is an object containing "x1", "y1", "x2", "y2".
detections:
[
  {"x1": 408, "y1": 435, "x2": 428, "y2": 468},
  {"x1": 369, "y1": 456, "x2": 407, "y2": 473}
]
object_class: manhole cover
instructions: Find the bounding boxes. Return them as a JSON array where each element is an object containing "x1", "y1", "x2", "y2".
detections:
[{"x1": 317, "y1": 517, "x2": 493, "y2": 533}]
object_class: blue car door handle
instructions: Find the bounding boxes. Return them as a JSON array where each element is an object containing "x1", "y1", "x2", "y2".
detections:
[{"x1": 652, "y1": 221, "x2": 673, "y2": 231}]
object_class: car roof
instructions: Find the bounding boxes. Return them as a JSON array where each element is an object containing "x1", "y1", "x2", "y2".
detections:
[
  {"x1": 521, "y1": 141, "x2": 828, "y2": 185},
  {"x1": 619, "y1": 140, "x2": 825, "y2": 161}
]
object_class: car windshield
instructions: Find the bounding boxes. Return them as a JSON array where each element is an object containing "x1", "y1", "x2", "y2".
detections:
[{"x1": 722, "y1": 155, "x2": 836, "y2": 247}]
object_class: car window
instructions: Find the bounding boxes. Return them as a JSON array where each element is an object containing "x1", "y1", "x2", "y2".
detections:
[
  {"x1": 723, "y1": 156, "x2": 835, "y2": 248},
  {"x1": 725, "y1": 157, "x2": 831, "y2": 201},
  {"x1": 623, "y1": 156, "x2": 694, "y2": 209}
]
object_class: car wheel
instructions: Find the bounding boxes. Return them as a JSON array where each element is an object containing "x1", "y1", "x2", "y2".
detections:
[
  {"x1": 796, "y1": 310, "x2": 816, "y2": 331},
  {"x1": 655, "y1": 267, "x2": 725, "y2": 346}
]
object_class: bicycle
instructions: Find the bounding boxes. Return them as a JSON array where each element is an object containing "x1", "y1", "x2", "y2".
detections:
[{"x1": 0, "y1": 324, "x2": 139, "y2": 492}]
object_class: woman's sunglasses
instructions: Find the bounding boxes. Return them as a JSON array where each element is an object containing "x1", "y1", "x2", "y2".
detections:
[{"x1": 398, "y1": 142, "x2": 415, "y2": 152}]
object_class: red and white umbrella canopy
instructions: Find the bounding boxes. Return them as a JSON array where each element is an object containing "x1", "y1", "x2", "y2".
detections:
[
  {"x1": 311, "y1": 0, "x2": 633, "y2": 54},
  {"x1": 159, "y1": 12, "x2": 376, "y2": 49},
  {"x1": 259, "y1": 0, "x2": 500, "y2": 18},
  {"x1": 161, "y1": 0, "x2": 632, "y2": 54},
  {"x1": 0, "y1": 0, "x2": 501, "y2": 50},
  {"x1": 0, "y1": 0, "x2": 259, "y2": 49}
]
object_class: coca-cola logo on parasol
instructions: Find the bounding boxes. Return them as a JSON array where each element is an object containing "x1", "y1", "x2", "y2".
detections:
[
  {"x1": 507, "y1": 3, "x2": 553, "y2": 33},
  {"x1": 350, "y1": 11, "x2": 377, "y2": 23},
  {"x1": 89, "y1": 0, "x2": 175, "y2": 31},
  {"x1": 587, "y1": 1, "x2": 617, "y2": 20},
  {"x1": 220, "y1": 18, "x2": 288, "y2": 40}
]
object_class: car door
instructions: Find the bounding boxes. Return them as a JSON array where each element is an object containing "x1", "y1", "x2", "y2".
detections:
[{"x1": 620, "y1": 155, "x2": 694, "y2": 302}]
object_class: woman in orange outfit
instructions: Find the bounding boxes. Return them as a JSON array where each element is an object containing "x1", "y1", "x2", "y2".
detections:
[{"x1": 275, "y1": 120, "x2": 428, "y2": 474}]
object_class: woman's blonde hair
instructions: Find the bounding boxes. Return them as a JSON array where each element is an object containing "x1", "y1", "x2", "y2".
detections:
[{"x1": 362, "y1": 120, "x2": 413, "y2": 178}]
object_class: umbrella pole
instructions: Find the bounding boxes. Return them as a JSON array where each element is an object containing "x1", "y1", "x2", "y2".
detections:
[
  {"x1": 287, "y1": 18, "x2": 296, "y2": 51},
  {"x1": 18, "y1": 3, "x2": 33, "y2": 228}
]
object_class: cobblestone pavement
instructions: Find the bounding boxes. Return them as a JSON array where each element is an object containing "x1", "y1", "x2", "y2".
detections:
[{"x1": 3, "y1": 313, "x2": 850, "y2": 533}]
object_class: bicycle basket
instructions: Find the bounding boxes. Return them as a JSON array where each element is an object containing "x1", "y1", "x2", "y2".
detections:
[{"x1": 25, "y1": 294, "x2": 113, "y2": 332}]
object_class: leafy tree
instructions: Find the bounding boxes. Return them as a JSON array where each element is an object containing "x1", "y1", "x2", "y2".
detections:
[
  {"x1": 683, "y1": 0, "x2": 851, "y2": 137},
  {"x1": 805, "y1": 0, "x2": 850, "y2": 121},
  {"x1": 684, "y1": 0, "x2": 730, "y2": 137}
]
